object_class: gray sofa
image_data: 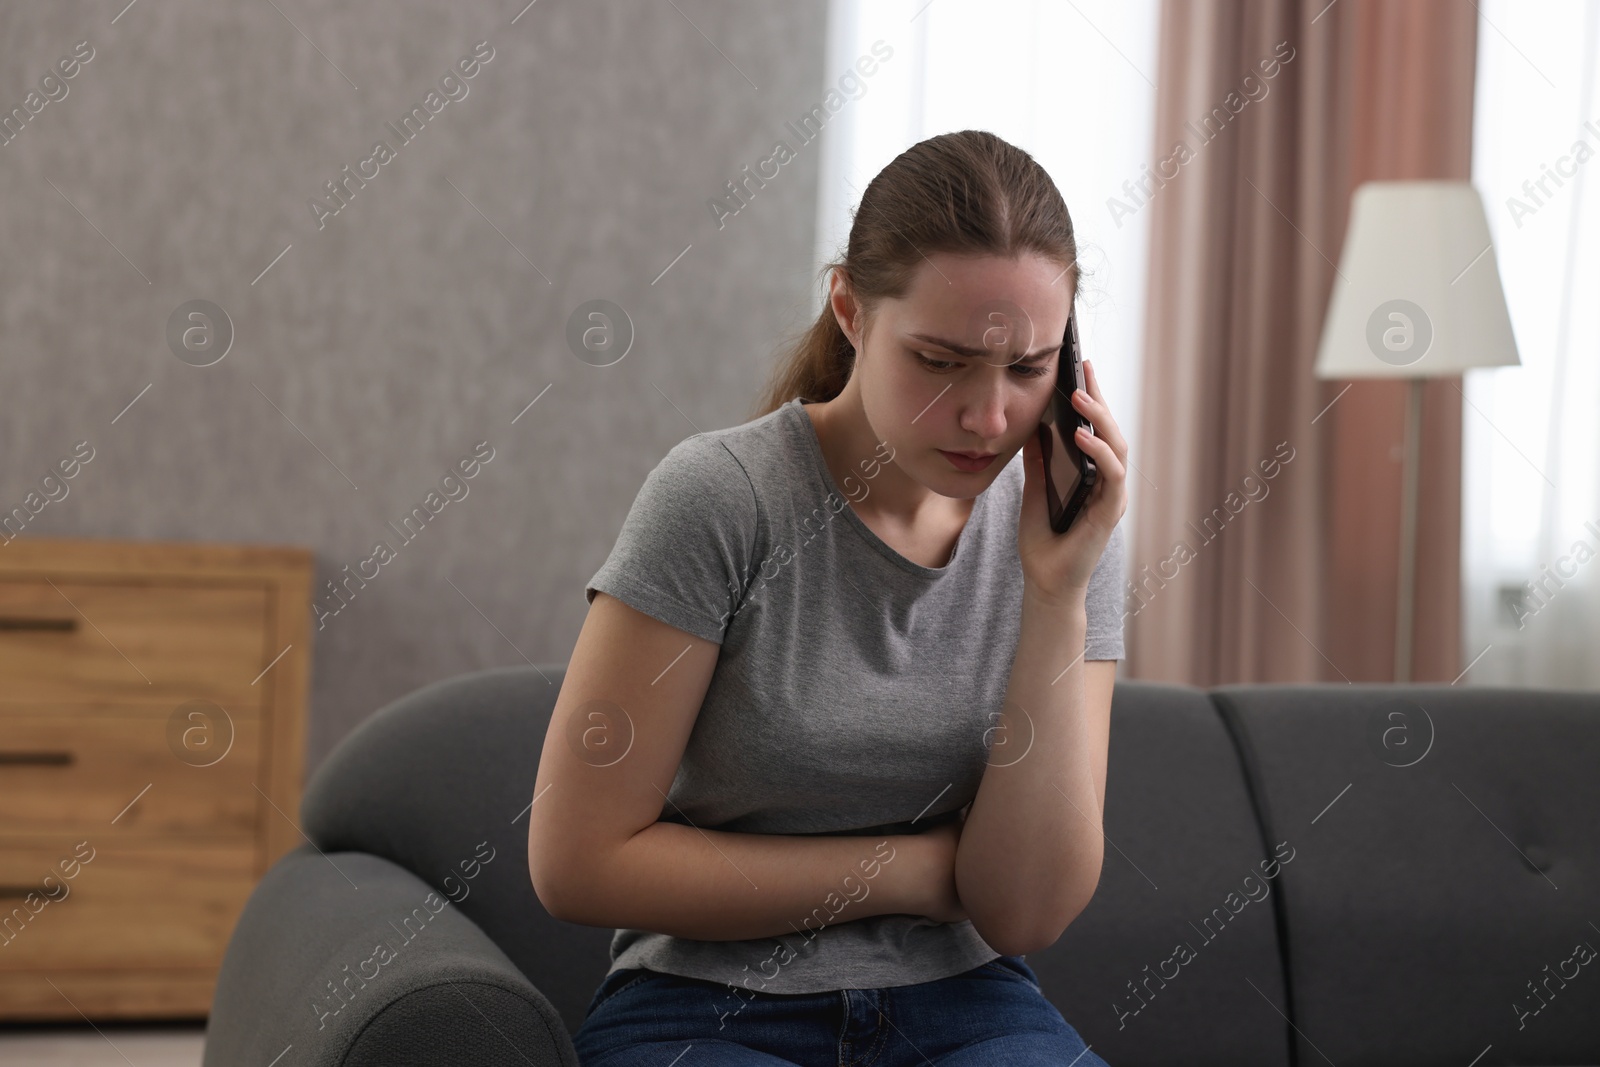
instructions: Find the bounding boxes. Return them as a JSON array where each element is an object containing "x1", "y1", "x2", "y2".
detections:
[{"x1": 204, "y1": 665, "x2": 1600, "y2": 1066}]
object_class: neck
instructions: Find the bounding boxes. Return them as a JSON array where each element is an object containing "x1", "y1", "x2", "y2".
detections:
[{"x1": 801, "y1": 391, "x2": 972, "y2": 530}]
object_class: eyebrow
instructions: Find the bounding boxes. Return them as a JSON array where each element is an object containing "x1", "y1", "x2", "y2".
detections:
[{"x1": 906, "y1": 332, "x2": 1062, "y2": 362}]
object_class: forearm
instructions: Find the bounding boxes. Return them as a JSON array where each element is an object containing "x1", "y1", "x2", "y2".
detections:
[
  {"x1": 553, "y1": 821, "x2": 932, "y2": 941},
  {"x1": 956, "y1": 589, "x2": 1106, "y2": 955}
]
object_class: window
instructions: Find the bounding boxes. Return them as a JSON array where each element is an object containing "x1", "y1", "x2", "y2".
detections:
[{"x1": 1463, "y1": 0, "x2": 1600, "y2": 686}]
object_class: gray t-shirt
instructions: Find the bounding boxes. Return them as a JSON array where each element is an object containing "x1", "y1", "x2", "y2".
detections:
[{"x1": 583, "y1": 396, "x2": 1126, "y2": 995}]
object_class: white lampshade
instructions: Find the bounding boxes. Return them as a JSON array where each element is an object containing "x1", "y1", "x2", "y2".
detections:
[{"x1": 1314, "y1": 180, "x2": 1520, "y2": 379}]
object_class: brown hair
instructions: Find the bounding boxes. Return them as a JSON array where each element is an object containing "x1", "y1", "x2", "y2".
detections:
[{"x1": 748, "y1": 129, "x2": 1088, "y2": 421}]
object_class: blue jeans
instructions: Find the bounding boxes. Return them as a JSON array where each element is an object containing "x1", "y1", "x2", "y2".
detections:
[{"x1": 572, "y1": 954, "x2": 1109, "y2": 1066}]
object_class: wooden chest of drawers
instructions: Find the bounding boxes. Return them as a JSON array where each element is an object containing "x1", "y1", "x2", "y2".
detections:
[{"x1": 0, "y1": 539, "x2": 314, "y2": 1020}]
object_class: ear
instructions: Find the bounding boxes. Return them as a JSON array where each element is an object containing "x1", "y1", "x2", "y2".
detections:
[{"x1": 828, "y1": 268, "x2": 864, "y2": 352}]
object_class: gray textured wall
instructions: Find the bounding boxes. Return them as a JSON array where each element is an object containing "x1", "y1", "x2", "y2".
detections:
[{"x1": 0, "y1": 0, "x2": 830, "y2": 773}]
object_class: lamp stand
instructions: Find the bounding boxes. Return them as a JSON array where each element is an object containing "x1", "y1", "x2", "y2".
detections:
[{"x1": 1395, "y1": 377, "x2": 1424, "y2": 683}]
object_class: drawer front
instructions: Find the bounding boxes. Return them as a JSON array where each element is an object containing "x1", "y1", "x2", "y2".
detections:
[
  {"x1": 0, "y1": 840, "x2": 257, "y2": 970},
  {"x1": 0, "y1": 969, "x2": 219, "y2": 1020},
  {"x1": 0, "y1": 707, "x2": 262, "y2": 837},
  {"x1": 0, "y1": 579, "x2": 270, "y2": 707}
]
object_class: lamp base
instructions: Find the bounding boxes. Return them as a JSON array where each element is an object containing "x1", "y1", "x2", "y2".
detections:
[{"x1": 1395, "y1": 377, "x2": 1424, "y2": 683}]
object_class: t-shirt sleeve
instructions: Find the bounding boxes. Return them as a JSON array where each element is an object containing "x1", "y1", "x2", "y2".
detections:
[
  {"x1": 584, "y1": 435, "x2": 759, "y2": 645},
  {"x1": 1084, "y1": 520, "x2": 1128, "y2": 661}
]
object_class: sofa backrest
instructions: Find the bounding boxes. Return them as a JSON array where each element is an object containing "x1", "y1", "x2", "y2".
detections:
[{"x1": 1213, "y1": 683, "x2": 1600, "y2": 1066}]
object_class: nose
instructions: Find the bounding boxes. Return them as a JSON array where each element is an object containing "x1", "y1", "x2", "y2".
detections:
[{"x1": 957, "y1": 375, "x2": 1009, "y2": 443}]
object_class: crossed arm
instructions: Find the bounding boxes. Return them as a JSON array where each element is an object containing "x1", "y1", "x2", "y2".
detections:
[{"x1": 531, "y1": 591, "x2": 1115, "y2": 951}]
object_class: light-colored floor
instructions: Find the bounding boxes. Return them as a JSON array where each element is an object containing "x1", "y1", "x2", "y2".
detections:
[{"x1": 0, "y1": 1027, "x2": 205, "y2": 1067}]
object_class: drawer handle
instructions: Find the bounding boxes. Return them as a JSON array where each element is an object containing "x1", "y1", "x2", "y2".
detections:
[
  {"x1": 0, "y1": 616, "x2": 78, "y2": 633},
  {"x1": 0, "y1": 884, "x2": 44, "y2": 899},
  {"x1": 0, "y1": 751, "x2": 76, "y2": 767}
]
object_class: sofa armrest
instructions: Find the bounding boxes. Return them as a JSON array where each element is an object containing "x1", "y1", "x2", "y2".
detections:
[{"x1": 205, "y1": 845, "x2": 577, "y2": 1067}]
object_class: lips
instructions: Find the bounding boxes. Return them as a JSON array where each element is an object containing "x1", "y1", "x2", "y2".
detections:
[{"x1": 939, "y1": 450, "x2": 997, "y2": 472}]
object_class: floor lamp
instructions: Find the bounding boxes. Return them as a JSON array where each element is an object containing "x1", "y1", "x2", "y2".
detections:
[{"x1": 1314, "y1": 181, "x2": 1521, "y2": 683}]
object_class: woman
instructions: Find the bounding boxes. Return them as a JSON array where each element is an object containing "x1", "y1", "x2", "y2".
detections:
[{"x1": 530, "y1": 129, "x2": 1128, "y2": 1066}]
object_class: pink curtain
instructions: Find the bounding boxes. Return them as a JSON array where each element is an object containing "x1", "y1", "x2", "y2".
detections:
[{"x1": 1127, "y1": 0, "x2": 1479, "y2": 685}]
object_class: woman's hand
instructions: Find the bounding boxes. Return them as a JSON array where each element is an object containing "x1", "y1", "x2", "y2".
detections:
[{"x1": 1018, "y1": 357, "x2": 1129, "y2": 607}]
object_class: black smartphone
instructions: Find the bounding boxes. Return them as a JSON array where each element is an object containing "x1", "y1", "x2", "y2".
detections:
[{"x1": 1038, "y1": 310, "x2": 1097, "y2": 534}]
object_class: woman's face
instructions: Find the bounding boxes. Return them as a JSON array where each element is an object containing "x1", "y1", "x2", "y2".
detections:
[{"x1": 845, "y1": 251, "x2": 1074, "y2": 500}]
